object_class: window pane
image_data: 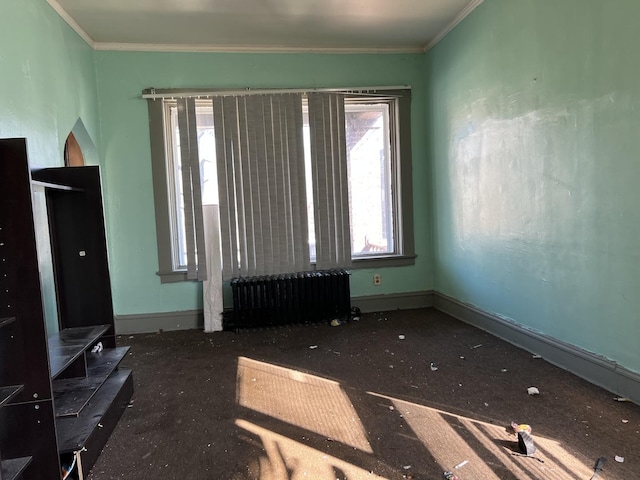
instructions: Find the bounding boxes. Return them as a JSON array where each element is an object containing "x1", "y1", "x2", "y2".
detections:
[
  {"x1": 302, "y1": 99, "x2": 396, "y2": 260},
  {"x1": 345, "y1": 102, "x2": 394, "y2": 256},
  {"x1": 302, "y1": 109, "x2": 317, "y2": 261},
  {"x1": 195, "y1": 103, "x2": 218, "y2": 206},
  {"x1": 168, "y1": 105, "x2": 188, "y2": 269},
  {"x1": 167, "y1": 101, "x2": 218, "y2": 270}
]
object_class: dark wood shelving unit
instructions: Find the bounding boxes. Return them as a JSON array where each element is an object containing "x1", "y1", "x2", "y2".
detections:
[
  {"x1": 0, "y1": 386, "x2": 23, "y2": 408},
  {"x1": 48, "y1": 325, "x2": 111, "y2": 380},
  {"x1": 54, "y1": 345, "x2": 130, "y2": 417},
  {"x1": 0, "y1": 138, "x2": 133, "y2": 480},
  {"x1": 1, "y1": 457, "x2": 32, "y2": 480},
  {"x1": 0, "y1": 317, "x2": 16, "y2": 329}
]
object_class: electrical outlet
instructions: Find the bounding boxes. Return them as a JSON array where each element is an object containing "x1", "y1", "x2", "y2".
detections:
[{"x1": 373, "y1": 273, "x2": 381, "y2": 286}]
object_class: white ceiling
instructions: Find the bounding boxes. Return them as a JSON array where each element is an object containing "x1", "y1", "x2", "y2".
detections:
[{"x1": 48, "y1": 0, "x2": 483, "y2": 52}]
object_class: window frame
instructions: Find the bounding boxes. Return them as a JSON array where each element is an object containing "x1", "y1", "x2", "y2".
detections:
[
  {"x1": 147, "y1": 88, "x2": 415, "y2": 283},
  {"x1": 348, "y1": 89, "x2": 415, "y2": 268}
]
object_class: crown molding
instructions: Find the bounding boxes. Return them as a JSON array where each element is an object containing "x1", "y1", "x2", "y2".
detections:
[
  {"x1": 47, "y1": 0, "x2": 481, "y2": 55},
  {"x1": 47, "y1": 0, "x2": 95, "y2": 48},
  {"x1": 423, "y1": 0, "x2": 484, "y2": 52},
  {"x1": 93, "y1": 42, "x2": 425, "y2": 54}
]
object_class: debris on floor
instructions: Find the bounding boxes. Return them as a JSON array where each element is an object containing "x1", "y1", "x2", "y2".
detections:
[
  {"x1": 591, "y1": 457, "x2": 606, "y2": 478},
  {"x1": 516, "y1": 430, "x2": 537, "y2": 456},
  {"x1": 330, "y1": 318, "x2": 342, "y2": 327},
  {"x1": 615, "y1": 455, "x2": 625, "y2": 463},
  {"x1": 511, "y1": 422, "x2": 532, "y2": 434},
  {"x1": 430, "y1": 362, "x2": 438, "y2": 371},
  {"x1": 527, "y1": 386, "x2": 540, "y2": 395}
]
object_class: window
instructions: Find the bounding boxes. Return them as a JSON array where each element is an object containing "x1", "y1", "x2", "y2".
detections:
[{"x1": 146, "y1": 88, "x2": 415, "y2": 282}]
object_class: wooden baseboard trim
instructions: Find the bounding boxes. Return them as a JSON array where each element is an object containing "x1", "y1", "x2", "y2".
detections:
[
  {"x1": 114, "y1": 310, "x2": 203, "y2": 335},
  {"x1": 432, "y1": 291, "x2": 640, "y2": 404},
  {"x1": 351, "y1": 291, "x2": 434, "y2": 313},
  {"x1": 114, "y1": 291, "x2": 434, "y2": 334}
]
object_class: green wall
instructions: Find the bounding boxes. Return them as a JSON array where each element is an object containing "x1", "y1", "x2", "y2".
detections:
[
  {"x1": 0, "y1": 0, "x2": 99, "y2": 166},
  {"x1": 94, "y1": 51, "x2": 433, "y2": 316},
  {"x1": 426, "y1": 0, "x2": 640, "y2": 372},
  {"x1": 0, "y1": 0, "x2": 100, "y2": 335},
  {"x1": 3, "y1": 0, "x2": 638, "y2": 378}
]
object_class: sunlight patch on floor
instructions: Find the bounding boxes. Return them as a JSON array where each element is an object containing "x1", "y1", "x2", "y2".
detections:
[
  {"x1": 237, "y1": 357, "x2": 373, "y2": 453},
  {"x1": 370, "y1": 392, "x2": 593, "y2": 479},
  {"x1": 236, "y1": 419, "x2": 386, "y2": 480}
]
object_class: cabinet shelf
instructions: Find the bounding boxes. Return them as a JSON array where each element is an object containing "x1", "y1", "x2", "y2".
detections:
[
  {"x1": 1, "y1": 140, "x2": 132, "y2": 479},
  {"x1": 0, "y1": 317, "x2": 16, "y2": 329},
  {"x1": 47, "y1": 325, "x2": 110, "y2": 379},
  {"x1": 1, "y1": 456, "x2": 32, "y2": 480},
  {"x1": 56, "y1": 368, "x2": 133, "y2": 454},
  {"x1": 53, "y1": 347, "x2": 130, "y2": 417},
  {"x1": 0, "y1": 385, "x2": 23, "y2": 407}
]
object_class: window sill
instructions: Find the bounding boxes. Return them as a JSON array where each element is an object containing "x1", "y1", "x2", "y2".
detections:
[
  {"x1": 350, "y1": 254, "x2": 416, "y2": 268},
  {"x1": 156, "y1": 270, "x2": 192, "y2": 284},
  {"x1": 158, "y1": 254, "x2": 417, "y2": 283}
]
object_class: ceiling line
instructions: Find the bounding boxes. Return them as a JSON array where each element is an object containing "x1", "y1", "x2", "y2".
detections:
[
  {"x1": 424, "y1": 0, "x2": 485, "y2": 52},
  {"x1": 93, "y1": 42, "x2": 425, "y2": 54},
  {"x1": 46, "y1": 0, "x2": 95, "y2": 48},
  {"x1": 46, "y1": 0, "x2": 484, "y2": 55}
]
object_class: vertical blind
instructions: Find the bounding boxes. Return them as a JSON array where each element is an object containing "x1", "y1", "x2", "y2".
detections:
[
  {"x1": 176, "y1": 98, "x2": 207, "y2": 280},
  {"x1": 172, "y1": 92, "x2": 353, "y2": 280},
  {"x1": 214, "y1": 94, "x2": 311, "y2": 279},
  {"x1": 307, "y1": 93, "x2": 352, "y2": 270}
]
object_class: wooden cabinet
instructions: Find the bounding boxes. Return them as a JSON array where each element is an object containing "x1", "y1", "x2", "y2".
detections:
[{"x1": 0, "y1": 138, "x2": 132, "y2": 480}]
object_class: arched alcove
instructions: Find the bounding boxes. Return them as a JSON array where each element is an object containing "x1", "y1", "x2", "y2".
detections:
[
  {"x1": 64, "y1": 131, "x2": 85, "y2": 166},
  {"x1": 64, "y1": 117, "x2": 98, "y2": 166}
]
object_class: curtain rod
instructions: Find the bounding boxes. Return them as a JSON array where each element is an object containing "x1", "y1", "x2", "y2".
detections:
[{"x1": 141, "y1": 85, "x2": 410, "y2": 100}]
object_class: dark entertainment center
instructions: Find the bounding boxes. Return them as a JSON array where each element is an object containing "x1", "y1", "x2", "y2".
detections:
[{"x1": 0, "y1": 138, "x2": 133, "y2": 479}]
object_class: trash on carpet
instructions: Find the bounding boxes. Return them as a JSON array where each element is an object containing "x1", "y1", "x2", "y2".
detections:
[
  {"x1": 511, "y1": 422, "x2": 532, "y2": 434},
  {"x1": 527, "y1": 386, "x2": 540, "y2": 395}
]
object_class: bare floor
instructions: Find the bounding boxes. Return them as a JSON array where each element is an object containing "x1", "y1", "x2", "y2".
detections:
[{"x1": 88, "y1": 308, "x2": 640, "y2": 479}]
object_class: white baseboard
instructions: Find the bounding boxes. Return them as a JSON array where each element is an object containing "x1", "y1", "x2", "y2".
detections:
[{"x1": 432, "y1": 292, "x2": 640, "y2": 405}]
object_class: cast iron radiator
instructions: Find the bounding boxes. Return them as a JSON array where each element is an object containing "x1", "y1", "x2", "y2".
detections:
[{"x1": 227, "y1": 269, "x2": 351, "y2": 330}]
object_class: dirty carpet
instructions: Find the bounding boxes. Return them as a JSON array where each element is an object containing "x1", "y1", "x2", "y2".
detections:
[{"x1": 87, "y1": 308, "x2": 640, "y2": 479}]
